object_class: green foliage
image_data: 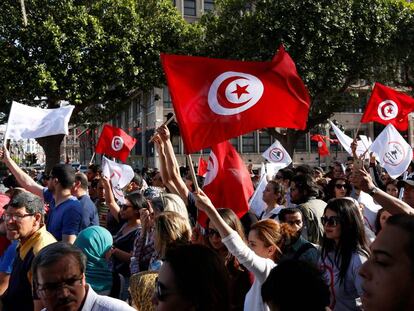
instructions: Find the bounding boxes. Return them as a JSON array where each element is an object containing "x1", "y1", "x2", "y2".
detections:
[
  {"x1": 0, "y1": 0, "x2": 200, "y2": 123},
  {"x1": 25, "y1": 152, "x2": 37, "y2": 166}
]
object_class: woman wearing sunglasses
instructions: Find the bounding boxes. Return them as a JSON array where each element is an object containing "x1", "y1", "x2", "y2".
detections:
[
  {"x1": 205, "y1": 208, "x2": 252, "y2": 311},
  {"x1": 320, "y1": 198, "x2": 370, "y2": 310},
  {"x1": 326, "y1": 178, "x2": 352, "y2": 201},
  {"x1": 195, "y1": 191, "x2": 295, "y2": 311}
]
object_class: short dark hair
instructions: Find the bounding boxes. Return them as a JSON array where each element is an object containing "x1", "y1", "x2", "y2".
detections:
[
  {"x1": 51, "y1": 164, "x2": 75, "y2": 189},
  {"x1": 75, "y1": 173, "x2": 88, "y2": 190},
  {"x1": 261, "y1": 260, "x2": 330, "y2": 311},
  {"x1": 87, "y1": 164, "x2": 99, "y2": 174},
  {"x1": 279, "y1": 207, "x2": 303, "y2": 223},
  {"x1": 278, "y1": 168, "x2": 294, "y2": 181},
  {"x1": 9, "y1": 191, "x2": 44, "y2": 215},
  {"x1": 386, "y1": 214, "x2": 414, "y2": 274},
  {"x1": 164, "y1": 244, "x2": 230, "y2": 311},
  {"x1": 32, "y1": 242, "x2": 86, "y2": 285},
  {"x1": 291, "y1": 174, "x2": 320, "y2": 202},
  {"x1": 125, "y1": 192, "x2": 149, "y2": 211}
]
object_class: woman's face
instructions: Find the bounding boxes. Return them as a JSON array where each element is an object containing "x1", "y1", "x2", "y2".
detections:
[
  {"x1": 262, "y1": 183, "x2": 278, "y2": 204},
  {"x1": 120, "y1": 199, "x2": 138, "y2": 220},
  {"x1": 322, "y1": 209, "x2": 342, "y2": 244},
  {"x1": 386, "y1": 184, "x2": 399, "y2": 198},
  {"x1": 248, "y1": 229, "x2": 274, "y2": 259},
  {"x1": 152, "y1": 262, "x2": 193, "y2": 311},
  {"x1": 379, "y1": 210, "x2": 392, "y2": 230},
  {"x1": 207, "y1": 223, "x2": 224, "y2": 251},
  {"x1": 334, "y1": 180, "x2": 347, "y2": 198}
]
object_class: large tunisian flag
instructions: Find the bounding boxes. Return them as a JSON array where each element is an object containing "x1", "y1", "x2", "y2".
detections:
[
  {"x1": 95, "y1": 124, "x2": 137, "y2": 163},
  {"x1": 199, "y1": 141, "x2": 254, "y2": 226},
  {"x1": 361, "y1": 83, "x2": 414, "y2": 131},
  {"x1": 161, "y1": 46, "x2": 311, "y2": 153}
]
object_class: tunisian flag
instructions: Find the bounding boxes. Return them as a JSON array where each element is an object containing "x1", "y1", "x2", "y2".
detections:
[
  {"x1": 199, "y1": 141, "x2": 254, "y2": 226},
  {"x1": 161, "y1": 46, "x2": 311, "y2": 153},
  {"x1": 95, "y1": 124, "x2": 136, "y2": 163},
  {"x1": 197, "y1": 157, "x2": 208, "y2": 177},
  {"x1": 311, "y1": 135, "x2": 330, "y2": 157},
  {"x1": 361, "y1": 83, "x2": 414, "y2": 131}
]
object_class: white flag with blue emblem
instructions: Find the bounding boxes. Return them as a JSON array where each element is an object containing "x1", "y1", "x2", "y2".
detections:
[{"x1": 370, "y1": 124, "x2": 413, "y2": 179}]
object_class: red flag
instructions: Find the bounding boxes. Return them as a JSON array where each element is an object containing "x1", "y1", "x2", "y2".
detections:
[
  {"x1": 197, "y1": 157, "x2": 208, "y2": 177},
  {"x1": 95, "y1": 124, "x2": 136, "y2": 163},
  {"x1": 161, "y1": 46, "x2": 311, "y2": 153},
  {"x1": 199, "y1": 141, "x2": 254, "y2": 226},
  {"x1": 361, "y1": 83, "x2": 414, "y2": 131},
  {"x1": 311, "y1": 135, "x2": 330, "y2": 157}
]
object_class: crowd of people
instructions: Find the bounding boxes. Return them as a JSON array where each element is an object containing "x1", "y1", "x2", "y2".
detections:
[{"x1": 0, "y1": 124, "x2": 413, "y2": 311}]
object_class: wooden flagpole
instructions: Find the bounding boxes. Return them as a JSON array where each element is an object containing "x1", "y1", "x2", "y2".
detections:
[
  {"x1": 149, "y1": 114, "x2": 175, "y2": 143},
  {"x1": 186, "y1": 154, "x2": 199, "y2": 193}
]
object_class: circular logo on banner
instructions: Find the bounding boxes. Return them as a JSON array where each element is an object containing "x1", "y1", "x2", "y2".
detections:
[
  {"x1": 383, "y1": 141, "x2": 405, "y2": 166},
  {"x1": 318, "y1": 142, "x2": 323, "y2": 148},
  {"x1": 203, "y1": 152, "x2": 219, "y2": 187},
  {"x1": 111, "y1": 136, "x2": 124, "y2": 151},
  {"x1": 208, "y1": 71, "x2": 264, "y2": 116},
  {"x1": 377, "y1": 100, "x2": 398, "y2": 121},
  {"x1": 268, "y1": 148, "x2": 284, "y2": 162}
]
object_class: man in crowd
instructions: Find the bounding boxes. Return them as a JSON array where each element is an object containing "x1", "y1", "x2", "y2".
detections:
[
  {"x1": 32, "y1": 242, "x2": 135, "y2": 311},
  {"x1": 71, "y1": 173, "x2": 99, "y2": 230},
  {"x1": 1, "y1": 192, "x2": 56, "y2": 311},
  {"x1": 1, "y1": 146, "x2": 83, "y2": 243}
]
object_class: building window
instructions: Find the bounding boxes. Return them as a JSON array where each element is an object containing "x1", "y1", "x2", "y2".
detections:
[
  {"x1": 259, "y1": 131, "x2": 271, "y2": 153},
  {"x1": 184, "y1": 0, "x2": 196, "y2": 16},
  {"x1": 230, "y1": 137, "x2": 239, "y2": 151},
  {"x1": 204, "y1": 0, "x2": 214, "y2": 11},
  {"x1": 294, "y1": 133, "x2": 307, "y2": 152},
  {"x1": 163, "y1": 87, "x2": 173, "y2": 108},
  {"x1": 242, "y1": 132, "x2": 256, "y2": 153}
]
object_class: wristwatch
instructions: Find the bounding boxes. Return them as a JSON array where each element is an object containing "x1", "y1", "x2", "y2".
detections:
[{"x1": 368, "y1": 187, "x2": 378, "y2": 196}]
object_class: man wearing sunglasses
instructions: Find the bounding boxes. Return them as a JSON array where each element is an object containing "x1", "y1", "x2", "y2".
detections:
[
  {"x1": 32, "y1": 242, "x2": 135, "y2": 311},
  {"x1": 1, "y1": 191, "x2": 56, "y2": 311}
]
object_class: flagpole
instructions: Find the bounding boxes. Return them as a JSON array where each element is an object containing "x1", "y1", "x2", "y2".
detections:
[
  {"x1": 149, "y1": 114, "x2": 175, "y2": 143},
  {"x1": 89, "y1": 152, "x2": 96, "y2": 165},
  {"x1": 186, "y1": 154, "x2": 199, "y2": 193}
]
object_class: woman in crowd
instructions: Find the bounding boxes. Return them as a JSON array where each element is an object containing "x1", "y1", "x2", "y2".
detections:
[
  {"x1": 385, "y1": 180, "x2": 400, "y2": 198},
  {"x1": 152, "y1": 244, "x2": 230, "y2": 311},
  {"x1": 326, "y1": 178, "x2": 352, "y2": 201},
  {"x1": 74, "y1": 226, "x2": 113, "y2": 295},
  {"x1": 205, "y1": 208, "x2": 252, "y2": 311},
  {"x1": 259, "y1": 180, "x2": 286, "y2": 220},
  {"x1": 374, "y1": 207, "x2": 392, "y2": 235},
  {"x1": 320, "y1": 198, "x2": 370, "y2": 310},
  {"x1": 195, "y1": 191, "x2": 295, "y2": 311},
  {"x1": 149, "y1": 211, "x2": 192, "y2": 271}
]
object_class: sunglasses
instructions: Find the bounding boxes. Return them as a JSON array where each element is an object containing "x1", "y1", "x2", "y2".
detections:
[
  {"x1": 205, "y1": 228, "x2": 220, "y2": 238},
  {"x1": 321, "y1": 216, "x2": 341, "y2": 227},
  {"x1": 335, "y1": 184, "x2": 346, "y2": 190},
  {"x1": 155, "y1": 277, "x2": 178, "y2": 301}
]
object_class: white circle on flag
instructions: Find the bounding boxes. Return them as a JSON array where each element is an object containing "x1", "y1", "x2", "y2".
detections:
[
  {"x1": 377, "y1": 100, "x2": 398, "y2": 121},
  {"x1": 268, "y1": 148, "x2": 284, "y2": 162},
  {"x1": 203, "y1": 151, "x2": 219, "y2": 187},
  {"x1": 383, "y1": 141, "x2": 405, "y2": 166},
  {"x1": 111, "y1": 136, "x2": 124, "y2": 151},
  {"x1": 318, "y1": 141, "x2": 323, "y2": 148},
  {"x1": 208, "y1": 71, "x2": 264, "y2": 116}
]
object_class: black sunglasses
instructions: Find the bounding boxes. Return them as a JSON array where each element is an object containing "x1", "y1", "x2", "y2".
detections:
[
  {"x1": 335, "y1": 184, "x2": 347, "y2": 190},
  {"x1": 205, "y1": 228, "x2": 220, "y2": 238},
  {"x1": 321, "y1": 216, "x2": 341, "y2": 227},
  {"x1": 155, "y1": 277, "x2": 178, "y2": 301}
]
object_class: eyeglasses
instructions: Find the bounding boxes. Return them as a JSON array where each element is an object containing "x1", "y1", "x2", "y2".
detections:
[
  {"x1": 37, "y1": 275, "x2": 83, "y2": 297},
  {"x1": 335, "y1": 184, "x2": 346, "y2": 190},
  {"x1": 2, "y1": 213, "x2": 34, "y2": 222},
  {"x1": 154, "y1": 277, "x2": 178, "y2": 301},
  {"x1": 205, "y1": 228, "x2": 220, "y2": 238},
  {"x1": 321, "y1": 216, "x2": 341, "y2": 227},
  {"x1": 121, "y1": 204, "x2": 134, "y2": 210}
]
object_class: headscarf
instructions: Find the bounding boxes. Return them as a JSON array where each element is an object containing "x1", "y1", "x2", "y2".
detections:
[{"x1": 74, "y1": 226, "x2": 113, "y2": 293}]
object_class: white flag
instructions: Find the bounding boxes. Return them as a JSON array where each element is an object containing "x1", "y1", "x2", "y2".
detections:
[
  {"x1": 262, "y1": 139, "x2": 292, "y2": 168},
  {"x1": 329, "y1": 120, "x2": 369, "y2": 159},
  {"x1": 370, "y1": 124, "x2": 413, "y2": 179},
  {"x1": 101, "y1": 156, "x2": 134, "y2": 204},
  {"x1": 5, "y1": 102, "x2": 74, "y2": 140},
  {"x1": 249, "y1": 163, "x2": 267, "y2": 217}
]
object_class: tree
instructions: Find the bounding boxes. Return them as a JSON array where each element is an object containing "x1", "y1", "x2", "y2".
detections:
[
  {"x1": 0, "y1": 0, "x2": 200, "y2": 171},
  {"x1": 197, "y1": 0, "x2": 414, "y2": 154},
  {"x1": 25, "y1": 152, "x2": 37, "y2": 166}
]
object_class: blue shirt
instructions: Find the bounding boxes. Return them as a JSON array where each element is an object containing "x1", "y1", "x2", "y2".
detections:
[
  {"x1": 78, "y1": 195, "x2": 99, "y2": 230},
  {"x1": 44, "y1": 188, "x2": 83, "y2": 241},
  {"x1": 0, "y1": 241, "x2": 18, "y2": 274}
]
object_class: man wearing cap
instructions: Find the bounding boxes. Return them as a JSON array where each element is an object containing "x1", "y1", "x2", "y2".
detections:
[
  {"x1": 0, "y1": 191, "x2": 56, "y2": 311},
  {"x1": 1, "y1": 146, "x2": 83, "y2": 243}
]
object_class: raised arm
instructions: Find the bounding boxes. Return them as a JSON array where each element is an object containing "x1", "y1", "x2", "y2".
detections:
[
  {"x1": 351, "y1": 167, "x2": 413, "y2": 215},
  {"x1": 100, "y1": 176, "x2": 120, "y2": 222},
  {"x1": 0, "y1": 146, "x2": 43, "y2": 197}
]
